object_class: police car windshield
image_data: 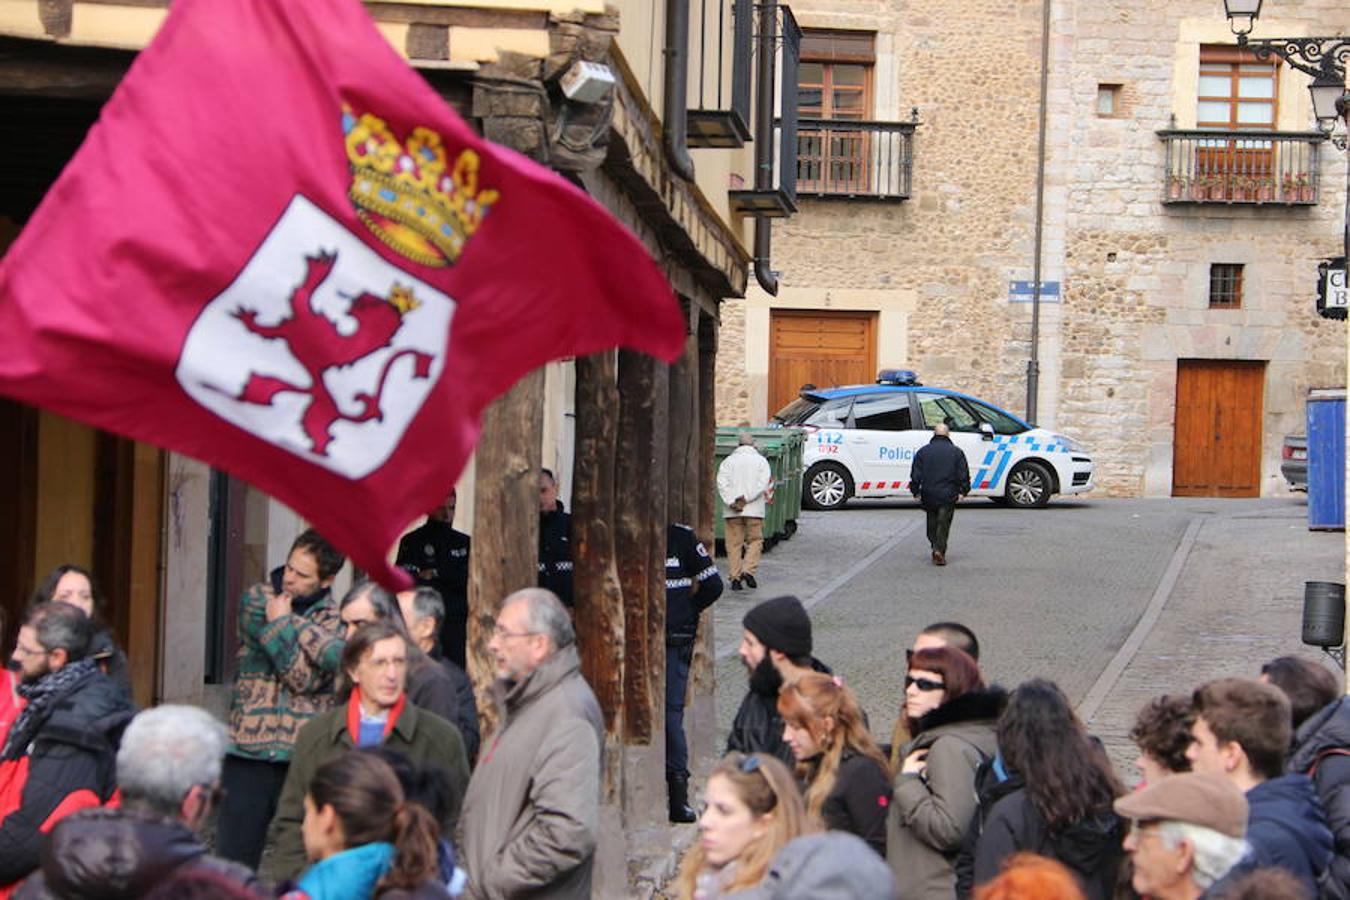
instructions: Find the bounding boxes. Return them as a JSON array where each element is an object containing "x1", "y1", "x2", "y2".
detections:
[{"x1": 772, "y1": 395, "x2": 823, "y2": 424}]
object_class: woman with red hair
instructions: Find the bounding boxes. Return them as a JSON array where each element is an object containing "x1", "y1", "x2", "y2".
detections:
[
  {"x1": 888, "y1": 645, "x2": 1006, "y2": 899},
  {"x1": 777, "y1": 672, "x2": 892, "y2": 856},
  {"x1": 974, "y1": 853, "x2": 1086, "y2": 900}
]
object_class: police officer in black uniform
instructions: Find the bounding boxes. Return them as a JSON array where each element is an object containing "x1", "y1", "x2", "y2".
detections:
[
  {"x1": 537, "y1": 468, "x2": 573, "y2": 607},
  {"x1": 665, "y1": 522, "x2": 724, "y2": 822},
  {"x1": 395, "y1": 489, "x2": 471, "y2": 668}
]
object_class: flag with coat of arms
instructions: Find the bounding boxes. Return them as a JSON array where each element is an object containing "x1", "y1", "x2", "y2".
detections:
[{"x1": 0, "y1": 0, "x2": 686, "y2": 587}]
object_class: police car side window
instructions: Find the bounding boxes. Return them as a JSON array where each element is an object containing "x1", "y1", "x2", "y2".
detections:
[
  {"x1": 805, "y1": 398, "x2": 851, "y2": 427},
  {"x1": 967, "y1": 399, "x2": 1025, "y2": 435},
  {"x1": 851, "y1": 394, "x2": 912, "y2": 431},
  {"x1": 916, "y1": 393, "x2": 980, "y2": 432}
]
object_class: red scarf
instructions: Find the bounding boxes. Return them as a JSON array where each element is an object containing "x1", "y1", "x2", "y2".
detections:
[{"x1": 345, "y1": 687, "x2": 406, "y2": 745}]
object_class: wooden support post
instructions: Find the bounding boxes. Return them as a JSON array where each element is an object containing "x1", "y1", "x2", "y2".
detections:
[
  {"x1": 467, "y1": 369, "x2": 544, "y2": 731},
  {"x1": 667, "y1": 332, "x2": 700, "y2": 527},
  {"x1": 688, "y1": 311, "x2": 720, "y2": 769},
  {"x1": 616, "y1": 350, "x2": 668, "y2": 744},
  {"x1": 572, "y1": 350, "x2": 624, "y2": 743}
]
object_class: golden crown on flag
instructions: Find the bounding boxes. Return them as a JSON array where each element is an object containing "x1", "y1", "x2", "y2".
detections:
[{"x1": 343, "y1": 106, "x2": 499, "y2": 267}]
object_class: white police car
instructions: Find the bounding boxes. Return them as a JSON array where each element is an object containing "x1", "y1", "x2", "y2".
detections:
[{"x1": 772, "y1": 370, "x2": 1095, "y2": 510}]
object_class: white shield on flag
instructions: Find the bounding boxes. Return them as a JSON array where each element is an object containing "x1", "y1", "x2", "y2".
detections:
[{"x1": 176, "y1": 195, "x2": 455, "y2": 479}]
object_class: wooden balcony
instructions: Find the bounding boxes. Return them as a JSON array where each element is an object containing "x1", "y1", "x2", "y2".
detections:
[{"x1": 1158, "y1": 128, "x2": 1327, "y2": 205}]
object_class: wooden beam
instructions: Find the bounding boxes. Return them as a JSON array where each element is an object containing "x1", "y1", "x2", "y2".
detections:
[
  {"x1": 572, "y1": 350, "x2": 624, "y2": 741},
  {"x1": 467, "y1": 369, "x2": 543, "y2": 732}
]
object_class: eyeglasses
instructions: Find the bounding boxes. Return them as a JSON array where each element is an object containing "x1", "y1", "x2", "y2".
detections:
[
  {"x1": 11, "y1": 642, "x2": 48, "y2": 659},
  {"x1": 492, "y1": 625, "x2": 538, "y2": 640},
  {"x1": 737, "y1": 754, "x2": 762, "y2": 774},
  {"x1": 905, "y1": 675, "x2": 945, "y2": 692}
]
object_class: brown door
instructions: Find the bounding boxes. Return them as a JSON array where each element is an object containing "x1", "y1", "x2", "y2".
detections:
[
  {"x1": 768, "y1": 310, "x2": 877, "y2": 416},
  {"x1": 1173, "y1": 360, "x2": 1265, "y2": 497}
]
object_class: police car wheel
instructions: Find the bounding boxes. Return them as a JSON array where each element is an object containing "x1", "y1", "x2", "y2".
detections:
[
  {"x1": 804, "y1": 463, "x2": 852, "y2": 511},
  {"x1": 1006, "y1": 461, "x2": 1053, "y2": 508}
]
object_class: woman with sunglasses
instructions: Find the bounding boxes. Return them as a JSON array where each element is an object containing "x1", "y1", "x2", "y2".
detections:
[
  {"x1": 776, "y1": 672, "x2": 892, "y2": 856},
  {"x1": 674, "y1": 753, "x2": 810, "y2": 899},
  {"x1": 887, "y1": 645, "x2": 1005, "y2": 898}
]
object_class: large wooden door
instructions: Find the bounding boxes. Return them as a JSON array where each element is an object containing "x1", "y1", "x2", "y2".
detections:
[
  {"x1": 768, "y1": 310, "x2": 877, "y2": 416},
  {"x1": 1173, "y1": 360, "x2": 1265, "y2": 497}
]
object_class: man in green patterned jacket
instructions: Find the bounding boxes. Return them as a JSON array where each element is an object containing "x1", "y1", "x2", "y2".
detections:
[{"x1": 215, "y1": 528, "x2": 346, "y2": 869}]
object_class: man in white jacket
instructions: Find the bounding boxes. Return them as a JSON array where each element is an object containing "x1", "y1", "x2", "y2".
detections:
[{"x1": 717, "y1": 432, "x2": 773, "y2": 591}]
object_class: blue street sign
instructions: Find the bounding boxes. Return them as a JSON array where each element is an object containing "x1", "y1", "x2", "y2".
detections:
[{"x1": 1008, "y1": 280, "x2": 1061, "y2": 302}]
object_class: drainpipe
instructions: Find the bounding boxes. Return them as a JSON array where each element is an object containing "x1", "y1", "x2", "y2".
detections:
[
  {"x1": 753, "y1": 0, "x2": 779, "y2": 296},
  {"x1": 664, "y1": 0, "x2": 696, "y2": 182},
  {"x1": 1025, "y1": 0, "x2": 1051, "y2": 424}
]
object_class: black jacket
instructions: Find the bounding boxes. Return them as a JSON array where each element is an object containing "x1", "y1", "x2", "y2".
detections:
[
  {"x1": 910, "y1": 434, "x2": 971, "y2": 510},
  {"x1": 396, "y1": 520, "x2": 470, "y2": 667},
  {"x1": 538, "y1": 504, "x2": 573, "y2": 607},
  {"x1": 804, "y1": 749, "x2": 892, "y2": 858},
  {"x1": 1289, "y1": 696, "x2": 1350, "y2": 899},
  {"x1": 14, "y1": 807, "x2": 263, "y2": 899},
  {"x1": 417, "y1": 651, "x2": 481, "y2": 763},
  {"x1": 89, "y1": 628, "x2": 133, "y2": 700},
  {"x1": 665, "y1": 523, "x2": 724, "y2": 644},
  {"x1": 0, "y1": 668, "x2": 136, "y2": 885},
  {"x1": 971, "y1": 789, "x2": 1124, "y2": 900},
  {"x1": 726, "y1": 658, "x2": 831, "y2": 768},
  {"x1": 956, "y1": 760, "x2": 1123, "y2": 900}
]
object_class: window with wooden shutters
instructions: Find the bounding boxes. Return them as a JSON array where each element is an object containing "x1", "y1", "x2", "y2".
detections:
[
  {"x1": 797, "y1": 31, "x2": 874, "y2": 192},
  {"x1": 1196, "y1": 46, "x2": 1279, "y2": 196}
]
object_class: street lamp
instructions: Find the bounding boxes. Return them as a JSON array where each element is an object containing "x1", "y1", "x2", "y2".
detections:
[{"x1": 1222, "y1": 0, "x2": 1262, "y2": 39}]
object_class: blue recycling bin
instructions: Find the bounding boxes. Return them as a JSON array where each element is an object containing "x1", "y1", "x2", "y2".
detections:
[{"x1": 1307, "y1": 388, "x2": 1346, "y2": 531}]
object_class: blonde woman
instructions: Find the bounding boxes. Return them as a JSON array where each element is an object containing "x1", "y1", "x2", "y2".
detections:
[
  {"x1": 778, "y1": 672, "x2": 892, "y2": 856},
  {"x1": 675, "y1": 753, "x2": 809, "y2": 899}
]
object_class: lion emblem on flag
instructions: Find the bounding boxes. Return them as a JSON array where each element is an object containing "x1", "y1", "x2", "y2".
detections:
[{"x1": 175, "y1": 195, "x2": 455, "y2": 479}]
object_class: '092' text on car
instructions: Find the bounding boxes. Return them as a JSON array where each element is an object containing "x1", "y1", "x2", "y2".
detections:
[{"x1": 771, "y1": 371, "x2": 1095, "y2": 510}]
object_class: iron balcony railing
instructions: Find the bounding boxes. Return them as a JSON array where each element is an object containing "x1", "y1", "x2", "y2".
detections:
[
  {"x1": 1158, "y1": 128, "x2": 1326, "y2": 205},
  {"x1": 774, "y1": 114, "x2": 918, "y2": 200},
  {"x1": 686, "y1": 0, "x2": 753, "y2": 148}
]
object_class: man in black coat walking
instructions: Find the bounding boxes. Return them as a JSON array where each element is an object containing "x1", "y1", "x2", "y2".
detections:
[{"x1": 910, "y1": 423, "x2": 970, "y2": 566}]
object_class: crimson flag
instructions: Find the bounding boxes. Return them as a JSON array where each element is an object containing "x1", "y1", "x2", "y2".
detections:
[{"x1": 0, "y1": 0, "x2": 685, "y2": 587}]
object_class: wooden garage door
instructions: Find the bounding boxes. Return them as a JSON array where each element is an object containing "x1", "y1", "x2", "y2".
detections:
[
  {"x1": 1173, "y1": 360, "x2": 1265, "y2": 497},
  {"x1": 768, "y1": 310, "x2": 877, "y2": 417}
]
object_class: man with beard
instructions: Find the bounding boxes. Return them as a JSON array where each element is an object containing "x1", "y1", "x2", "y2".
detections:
[
  {"x1": 216, "y1": 528, "x2": 347, "y2": 869},
  {"x1": 396, "y1": 489, "x2": 471, "y2": 668},
  {"x1": 0, "y1": 602, "x2": 135, "y2": 889},
  {"x1": 726, "y1": 595, "x2": 828, "y2": 766}
]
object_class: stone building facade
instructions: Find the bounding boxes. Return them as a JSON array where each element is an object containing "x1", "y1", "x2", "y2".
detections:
[{"x1": 717, "y1": 0, "x2": 1348, "y2": 498}]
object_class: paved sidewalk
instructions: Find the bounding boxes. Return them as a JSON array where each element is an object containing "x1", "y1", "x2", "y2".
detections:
[{"x1": 1082, "y1": 499, "x2": 1343, "y2": 777}]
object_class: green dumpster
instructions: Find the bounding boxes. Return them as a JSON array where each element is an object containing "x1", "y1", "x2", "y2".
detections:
[{"x1": 713, "y1": 427, "x2": 805, "y2": 546}]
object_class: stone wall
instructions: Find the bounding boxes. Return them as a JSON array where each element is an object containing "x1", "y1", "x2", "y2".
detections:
[{"x1": 717, "y1": 0, "x2": 1349, "y2": 497}]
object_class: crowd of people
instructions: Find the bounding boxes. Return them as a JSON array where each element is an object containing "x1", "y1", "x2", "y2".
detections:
[
  {"x1": 0, "y1": 489, "x2": 1345, "y2": 899},
  {"x1": 698, "y1": 598, "x2": 1348, "y2": 899}
]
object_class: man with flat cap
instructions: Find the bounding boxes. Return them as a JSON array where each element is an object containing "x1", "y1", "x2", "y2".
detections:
[
  {"x1": 725, "y1": 595, "x2": 829, "y2": 766},
  {"x1": 1115, "y1": 772, "x2": 1253, "y2": 900}
]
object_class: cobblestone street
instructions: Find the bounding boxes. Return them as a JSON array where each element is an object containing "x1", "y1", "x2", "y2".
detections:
[{"x1": 711, "y1": 495, "x2": 1342, "y2": 780}]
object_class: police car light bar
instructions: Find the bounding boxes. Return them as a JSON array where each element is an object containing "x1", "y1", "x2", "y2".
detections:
[{"x1": 877, "y1": 369, "x2": 921, "y2": 386}]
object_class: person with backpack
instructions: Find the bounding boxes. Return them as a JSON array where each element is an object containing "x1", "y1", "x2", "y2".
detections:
[
  {"x1": 0, "y1": 602, "x2": 135, "y2": 892},
  {"x1": 888, "y1": 645, "x2": 1005, "y2": 898},
  {"x1": 961, "y1": 679, "x2": 1125, "y2": 900},
  {"x1": 1262, "y1": 657, "x2": 1347, "y2": 898}
]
